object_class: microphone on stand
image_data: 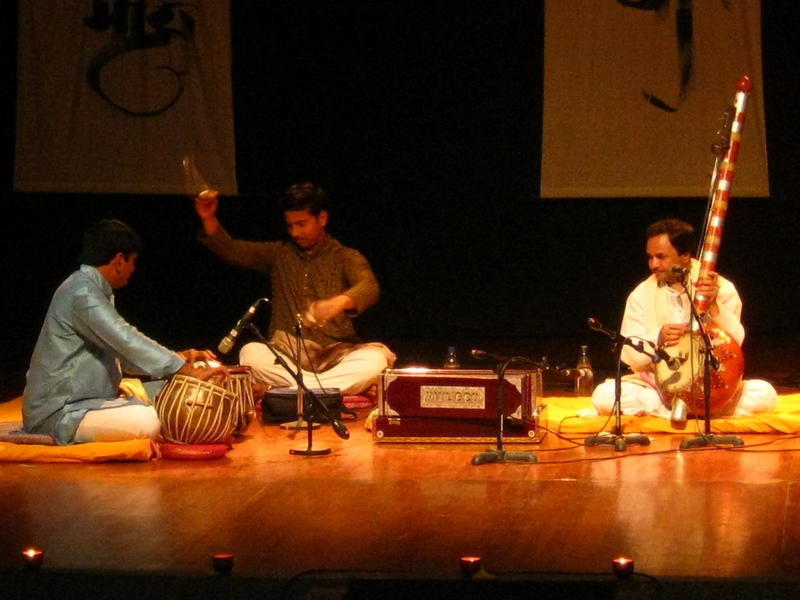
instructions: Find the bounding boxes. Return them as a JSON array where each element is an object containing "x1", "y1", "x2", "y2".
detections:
[
  {"x1": 331, "y1": 417, "x2": 350, "y2": 440},
  {"x1": 668, "y1": 264, "x2": 690, "y2": 283},
  {"x1": 471, "y1": 349, "x2": 543, "y2": 368},
  {"x1": 471, "y1": 348, "x2": 511, "y2": 363},
  {"x1": 651, "y1": 346, "x2": 683, "y2": 371},
  {"x1": 589, "y1": 317, "x2": 675, "y2": 368},
  {"x1": 218, "y1": 298, "x2": 270, "y2": 355},
  {"x1": 586, "y1": 317, "x2": 619, "y2": 341}
]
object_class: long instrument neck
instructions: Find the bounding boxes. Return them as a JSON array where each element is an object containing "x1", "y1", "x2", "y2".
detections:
[{"x1": 694, "y1": 75, "x2": 752, "y2": 314}]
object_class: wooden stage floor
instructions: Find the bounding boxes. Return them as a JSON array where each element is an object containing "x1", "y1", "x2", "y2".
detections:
[{"x1": 4, "y1": 385, "x2": 800, "y2": 599}]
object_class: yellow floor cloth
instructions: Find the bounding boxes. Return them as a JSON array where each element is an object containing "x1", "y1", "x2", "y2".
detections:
[
  {"x1": 544, "y1": 393, "x2": 800, "y2": 435},
  {"x1": 0, "y1": 397, "x2": 157, "y2": 463}
]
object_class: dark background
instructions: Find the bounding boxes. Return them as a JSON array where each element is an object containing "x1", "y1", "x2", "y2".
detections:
[{"x1": 1, "y1": 2, "x2": 799, "y2": 397}]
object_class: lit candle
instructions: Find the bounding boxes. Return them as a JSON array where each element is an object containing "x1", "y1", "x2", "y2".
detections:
[
  {"x1": 211, "y1": 553, "x2": 234, "y2": 574},
  {"x1": 22, "y1": 547, "x2": 44, "y2": 569},
  {"x1": 459, "y1": 555, "x2": 482, "y2": 577},
  {"x1": 612, "y1": 556, "x2": 634, "y2": 578}
]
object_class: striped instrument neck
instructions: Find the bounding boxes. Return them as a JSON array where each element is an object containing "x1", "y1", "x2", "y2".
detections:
[{"x1": 695, "y1": 75, "x2": 752, "y2": 314}]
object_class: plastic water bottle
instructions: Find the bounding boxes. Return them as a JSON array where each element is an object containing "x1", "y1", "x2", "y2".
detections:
[
  {"x1": 575, "y1": 345, "x2": 594, "y2": 396},
  {"x1": 443, "y1": 345, "x2": 461, "y2": 369}
]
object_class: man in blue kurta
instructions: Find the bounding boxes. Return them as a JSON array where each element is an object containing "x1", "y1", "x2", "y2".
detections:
[{"x1": 24, "y1": 219, "x2": 222, "y2": 445}]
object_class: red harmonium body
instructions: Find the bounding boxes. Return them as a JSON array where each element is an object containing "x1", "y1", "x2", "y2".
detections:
[{"x1": 373, "y1": 368, "x2": 545, "y2": 443}]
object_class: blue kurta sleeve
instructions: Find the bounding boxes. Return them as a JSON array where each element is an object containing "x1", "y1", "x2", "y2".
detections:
[{"x1": 70, "y1": 285, "x2": 185, "y2": 379}]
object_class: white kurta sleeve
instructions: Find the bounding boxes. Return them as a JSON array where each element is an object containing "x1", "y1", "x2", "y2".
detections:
[{"x1": 619, "y1": 287, "x2": 660, "y2": 372}]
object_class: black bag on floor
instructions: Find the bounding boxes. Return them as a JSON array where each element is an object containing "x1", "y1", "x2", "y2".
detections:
[{"x1": 261, "y1": 387, "x2": 345, "y2": 424}]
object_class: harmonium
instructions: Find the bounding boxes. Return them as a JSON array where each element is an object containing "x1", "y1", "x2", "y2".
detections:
[{"x1": 373, "y1": 368, "x2": 546, "y2": 443}]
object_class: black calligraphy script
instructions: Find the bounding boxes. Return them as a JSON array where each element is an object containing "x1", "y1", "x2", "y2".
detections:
[
  {"x1": 616, "y1": 0, "x2": 733, "y2": 112},
  {"x1": 84, "y1": 0, "x2": 196, "y2": 116}
]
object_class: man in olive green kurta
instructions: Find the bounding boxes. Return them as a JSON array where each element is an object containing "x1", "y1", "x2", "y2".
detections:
[{"x1": 196, "y1": 182, "x2": 395, "y2": 395}]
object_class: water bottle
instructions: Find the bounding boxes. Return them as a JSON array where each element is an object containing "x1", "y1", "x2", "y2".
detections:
[
  {"x1": 575, "y1": 345, "x2": 594, "y2": 396},
  {"x1": 443, "y1": 345, "x2": 461, "y2": 369}
]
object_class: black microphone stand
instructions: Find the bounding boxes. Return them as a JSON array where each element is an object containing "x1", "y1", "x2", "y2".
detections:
[
  {"x1": 280, "y1": 316, "x2": 321, "y2": 433},
  {"x1": 248, "y1": 323, "x2": 349, "y2": 456},
  {"x1": 472, "y1": 356, "x2": 539, "y2": 465},
  {"x1": 585, "y1": 329, "x2": 651, "y2": 452},
  {"x1": 678, "y1": 285, "x2": 743, "y2": 449}
]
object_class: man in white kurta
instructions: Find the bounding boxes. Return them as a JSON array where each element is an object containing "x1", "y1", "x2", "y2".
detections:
[{"x1": 591, "y1": 219, "x2": 776, "y2": 418}]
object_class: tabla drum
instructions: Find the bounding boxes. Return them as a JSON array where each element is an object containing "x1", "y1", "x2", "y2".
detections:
[
  {"x1": 154, "y1": 374, "x2": 237, "y2": 444},
  {"x1": 220, "y1": 366, "x2": 256, "y2": 434}
]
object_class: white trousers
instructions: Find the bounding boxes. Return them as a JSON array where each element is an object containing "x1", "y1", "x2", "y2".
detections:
[
  {"x1": 74, "y1": 404, "x2": 161, "y2": 443},
  {"x1": 239, "y1": 342, "x2": 391, "y2": 395},
  {"x1": 591, "y1": 378, "x2": 778, "y2": 417}
]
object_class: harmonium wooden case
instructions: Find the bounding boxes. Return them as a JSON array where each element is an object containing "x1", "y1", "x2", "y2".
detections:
[{"x1": 373, "y1": 368, "x2": 545, "y2": 443}]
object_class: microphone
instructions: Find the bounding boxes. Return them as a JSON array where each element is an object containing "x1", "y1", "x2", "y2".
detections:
[
  {"x1": 651, "y1": 345, "x2": 683, "y2": 371},
  {"x1": 669, "y1": 264, "x2": 690, "y2": 281},
  {"x1": 331, "y1": 417, "x2": 350, "y2": 440},
  {"x1": 471, "y1": 348, "x2": 511, "y2": 363},
  {"x1": 217, "y1": 298, "x2": 269, "y2": 355},
  {"x1": 586, "y1": 317, "x2": 619, "y2": 341},
  {"x1": 305, "y1": 389, "x2": 350, "y2": 439},
  {"x1": 589, "y1": 317, "x2": 679, "y2": 369},
  {"x1": 471, "y1": 349, "x2": 543, "y2": 368}
]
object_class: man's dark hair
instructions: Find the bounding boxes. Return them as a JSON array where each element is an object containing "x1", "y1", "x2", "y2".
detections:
[
  {"x1": 646, "y1": 218, "x2": 696, "y2": 256},
  {"x1": 280, "y1": 182, "x2": 328, "y2": 215},
  {"x1": 79, "y1": 219, "x2": 142, "y2": 266}
]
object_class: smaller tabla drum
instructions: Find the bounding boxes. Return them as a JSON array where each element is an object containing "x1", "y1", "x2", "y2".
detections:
[
  {"x1": 155, "y1": 374, "x2": 237, "y2": 444},
  {"x1": 221, "y1": 366, "x2": 256, "y2": 434}
]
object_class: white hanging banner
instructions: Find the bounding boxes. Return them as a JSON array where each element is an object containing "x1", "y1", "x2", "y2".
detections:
[
  {"x1": 15, "y1": 0, "x2": 237, "y2": 194},
  {"x1": 541, "y1": 0, "x2": 768, "y2": 198}
]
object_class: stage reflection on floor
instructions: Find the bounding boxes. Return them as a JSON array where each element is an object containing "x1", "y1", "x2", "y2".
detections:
[{"x1": 3, "y1": 400, "x2": 800, "y2": 594}]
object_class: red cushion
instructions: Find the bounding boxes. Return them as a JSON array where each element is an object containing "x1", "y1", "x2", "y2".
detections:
[
  {"x1": 159, "y1": 442, "x2": 230, "y2": 460},
  {"x1": 343, "y1": 395, "x2": 375, "y2": 409}
]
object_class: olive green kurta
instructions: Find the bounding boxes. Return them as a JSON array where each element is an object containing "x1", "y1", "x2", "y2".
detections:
[{"x1": 201, "y1": 226, "x2": 381, "y2": 370}]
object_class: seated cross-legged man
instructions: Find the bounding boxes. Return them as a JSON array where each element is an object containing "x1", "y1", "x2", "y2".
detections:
[
  {"x1": 23, "y1": 219, "x2": 224, "y2": 445},
  {"x1": 591, "y1": 218, "x2": 776, "y2": 419},
  {"x1": 195, "y1": 182, "x2": 395, "y2": 398}
]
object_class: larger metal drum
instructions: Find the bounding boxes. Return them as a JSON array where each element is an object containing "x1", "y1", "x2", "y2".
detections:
[{"x1": 155, "y1": 374, "x2": 237, "y2": 444}]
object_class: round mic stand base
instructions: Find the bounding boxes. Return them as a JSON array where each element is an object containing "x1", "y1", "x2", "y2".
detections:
[
  {"x1": 290, "y1": 447, "x2": 331, "y2": 456},
  {"x1": 679, "y1": 433, "x2": 743, "y2": 449},
  {"x1": 471, "y1": 449, "x2": 537, "y2": 465},
  {"x1": 290, "y1": 424, "x2": 332, "y2": 456},
  {"x1": 585, "y1": 431, "x2": 650, "y2": 452}
]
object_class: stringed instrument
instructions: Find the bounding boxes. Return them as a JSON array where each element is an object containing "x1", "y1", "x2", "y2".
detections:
[{"x1": 655, "y1": 76, "x2": 752, "y2": 417}]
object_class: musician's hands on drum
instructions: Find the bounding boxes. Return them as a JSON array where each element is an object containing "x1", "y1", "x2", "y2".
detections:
[
  {"x1": 658, "y1": 323, "x2": 688, "y2": 347},
  {"x1": 177, "y1": 361, "x2": 229, "y2": 382},
  {"x1": 177, "y1": 348, "x2": 217, "y2": 365}
]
